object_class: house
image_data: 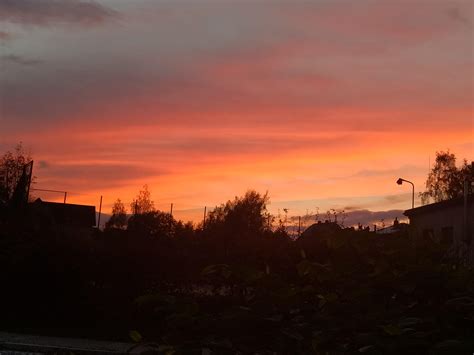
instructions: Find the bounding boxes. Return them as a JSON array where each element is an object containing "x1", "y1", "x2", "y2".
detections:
[
  {"x1": 30, "y1": 198, "x2": 96, "y2": 228},
  {"x1": 404, "y1": 196, "x2": 474, "y2": 263},
  {"x1": 375, "y1": 218, "x2": 409, "y2": 235},
  {"x1": 300, "y1": 220, "x2": 342, "y2": 240}
]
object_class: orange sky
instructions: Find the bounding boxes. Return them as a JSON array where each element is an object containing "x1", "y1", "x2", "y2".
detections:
[{"x1": 1, "y1": 0, "x2": 473, "y2": 223}]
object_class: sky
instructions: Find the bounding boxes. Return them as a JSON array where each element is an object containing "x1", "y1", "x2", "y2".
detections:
[{"x1": 0, "y1": 0, "x2": 473, "y2": 225}]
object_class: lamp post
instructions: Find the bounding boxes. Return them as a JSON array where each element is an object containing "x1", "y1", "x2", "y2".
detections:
[{"x1": 397, "y1": 178, "x2": 414, "y2": 209}]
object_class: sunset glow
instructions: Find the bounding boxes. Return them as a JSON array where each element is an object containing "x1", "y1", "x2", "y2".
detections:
[{"x1": 1, "y1": 0, "x2": 472, "y2": 223}]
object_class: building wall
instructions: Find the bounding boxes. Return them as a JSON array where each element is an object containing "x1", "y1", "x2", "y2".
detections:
[{"x1": 409, "y1": 202, "x2": 474, "y2": 264}]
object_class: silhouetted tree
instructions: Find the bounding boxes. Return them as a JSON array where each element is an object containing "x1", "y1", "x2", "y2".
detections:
[
  {"x1": 130, "y1": 184, "x2": 154, "y2": 215},
  {"x1": 204, "y1": 190, "x2": 272, "y2": 238},
  {"x1": 127, "y1": 210, "x2": 176, "y2": 238},
  {"x1": 420, "y1": 150, "x2": 473, "y2": 204},
  {"x1": 105, "y1": 198, "x2": 127, "y2": 230},
  {"x1": 0, "y1": 142, "x2": 33, "y2": 205},
  {"x1": 174, "y1": 220, "x2": 195, "y2": 239}
]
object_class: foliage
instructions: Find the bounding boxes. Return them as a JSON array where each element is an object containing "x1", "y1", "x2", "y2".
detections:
[
  {"x1": 0, "y1": 142, "x2": 33, "y2": 205},
  {"x1": 2, "y1": 189, "x2": 474, "y2": 354},
  {"x1": 204, "y1": 190, "x2": 272, "y2": 238},
  {"x1": 127, "y1": 210, "x2": 176, "y2": 238},
  {"x1": 420, "y1": 150, "x2": 473, "y2": 204},
  {"x1": 130, "y1": 184, "x2": 155, "y2": 215},
  {"x1": 105, "y1": 198, "x2": 128, "y2": 230}
]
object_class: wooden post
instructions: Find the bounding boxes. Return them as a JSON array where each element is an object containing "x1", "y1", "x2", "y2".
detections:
[
  {"x1": 25, "y1": 161, "x2": 33, "y2": 203},
  {"x1": 464, "y1": 180, "x2": 469, "y2": 243},
  {"x1": 203, "y1": 206, "x2": 207, "y2": 229},
  {"x1": 97, "y1": 195, "x2": 103, "y2": 228},
  {"x1": 169, "y1": 203, "x2": 174, "y2": 236},
  {"x1": 298, "y1": 216, "x2": 301, "y2": 236}
]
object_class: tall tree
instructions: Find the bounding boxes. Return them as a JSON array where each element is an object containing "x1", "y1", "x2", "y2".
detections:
[
  {"x1": 204, "y1": 190, "x2": 272, "y2": 238},
  {"x1": 127, "y1": 210, "x2": 176, "y2": 238},
  {"x1": 420, "y1": 150, "x2": 473, "y2": 204},
  {"x1": 0, "y1": 142, "x2": 33, "y2": 205},
  {"x1": 105, "y1": 198, "x2": 128, "y2": 230},
  {"x1": 130, "y1": 184, "x2": 154, "y2": 215}
]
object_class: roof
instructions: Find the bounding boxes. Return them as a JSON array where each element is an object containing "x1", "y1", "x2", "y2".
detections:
[
  {"x1": 300, "y1": 221, "x2": 342, "y2": 239},
  {"x1": 375, "y1": 223, "x2": 408, "y2": 234},
  {"x1": 404, "y1": 195, "x2": 473, "y2": 217},
  {"x1": 31, "y1": 199, "x2": 96, "y2": 227}
]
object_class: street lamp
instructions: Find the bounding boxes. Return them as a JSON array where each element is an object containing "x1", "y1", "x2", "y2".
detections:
[{"x1": 397, "y1": 178, "x2": 414, "y2": 209}]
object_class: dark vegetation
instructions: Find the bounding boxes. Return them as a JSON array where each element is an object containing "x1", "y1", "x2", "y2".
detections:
[
  {"x1": 420, "y1": 150, "x2": 473, "y2": 204},
  {"x1": 1, "y1": 146, "x2": 473, "y2": 354}
]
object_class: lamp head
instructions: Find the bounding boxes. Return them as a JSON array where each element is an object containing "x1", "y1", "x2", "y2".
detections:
[{"x1": 396, "y1": 178, "x2": 403, "y2": 185}]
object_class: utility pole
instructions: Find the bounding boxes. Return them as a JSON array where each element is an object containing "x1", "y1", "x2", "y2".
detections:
[
  {"x1": 97, "y1": 195, "x2": 103, "y2": 229},
  {"x1": 203, "y1": 206, "x2": 207, "y2": 229},
  {"x1": 463, "y1": 161, "x2": 474, "y2": 243},
  {"x1": 169, "y1": 203, "x2": 174, "y2": 236},
  {"x1": 25, "y1": 161, "x2": 33, "y2": 203},
  {"x1": 298, "y1": 216, "x2": 301, "y2": 237}
]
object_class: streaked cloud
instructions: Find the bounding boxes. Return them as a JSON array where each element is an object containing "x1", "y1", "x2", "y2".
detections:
[
  {"x1": 2, "y1": 0, "x2": 472, "y2": 217},
  {"x1": 0, "y1": 0, "x2": 116, "y2": 26},
  {"x1": 447, "y1": 7, "x2": 472, "y2": 26},
  {"x1": 1, "y1": 54, "x2": 42, "y2": 66},
  {"x1": 36, "y1": 161, "x2": 164, "y2": 191},
  {"x1": 342, "y1": 209, "x2": 407, "y2": 228}
]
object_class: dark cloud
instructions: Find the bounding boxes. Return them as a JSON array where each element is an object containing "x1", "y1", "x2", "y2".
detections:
[
  {"x1": 342, "y1": 206, "x2": 361, "y2": 212},
  {"x1": 447, "y1": 7, "x2": 471, "y2": 26},
  {"x1": 1, "y1": 54, "x2": 42, "y2": 66},
  {"x1": 384, "y1": 193, "x2": 412, "y2": 205},
  {"x1": 0, "y1": 0, "x2": 115, "y2": 26},
  {"x1": 284, "y1": 208, "x2": 406, "y2": 231},
  {"x1": 342, "y1": 209, "x2": 407, "y2": 227},
  {"x1": 38, "y1": 160, "x2": 49, "y2": 169}
]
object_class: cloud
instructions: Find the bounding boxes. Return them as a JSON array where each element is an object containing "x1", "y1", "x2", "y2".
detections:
[
  {"x1": 342, "y1": 206, "x2": 361, "y2": 212},
  {"x1": 0, "y1": 0, "x2": 116, "y2": 26},
  {"x1": 36, "y1": 162, "x2": 165, "y2": 191},
  {"x1": 2, "y1": 0, "x2": 472, "y2": 212},
  {"x1": 0, "y1": 30, "x2": 11, "y2": 40},
  {"x1": 341, "y1": 209, "x2": 407, "y2": 227},
  {"x1": 384, "y1": 193, "x2": 413, "y2": 205},
  {"x1": 1, "y1": 0, "x2": 472, "y2": 132},
  {"x1": 351, "y1": 165, "x2": 426, "y2": 178},
  {"x1": 1, "y1": 54, "x2": 42, "y2": 66},
  {"x1": 282, "y1": 208, "x2": 407, "y2": 231},
  {"x1": 447, "y1": 7, "x2": 471, "y2": 26},
  {"x1": 38, "y1": 160, "x2": 50, "y2": 169}
]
